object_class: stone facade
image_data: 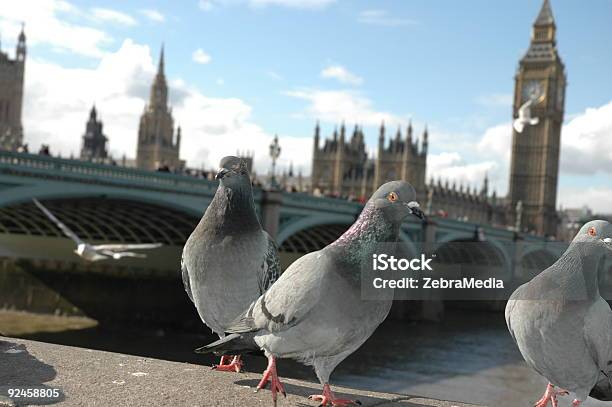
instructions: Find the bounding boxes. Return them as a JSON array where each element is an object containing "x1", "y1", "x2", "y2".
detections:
[
  {"x1": 136, "y1": 46, "x2": 183, "y2": 171},
  {"x1": 80, "y1": 105, "x2": 108, "y2": 161},
  {"x1": 310, "y1": 122, "x2": 502, "y2": 224},
  {"x1": 0, "y1": 26, "x2": 26, "y2": 151}
]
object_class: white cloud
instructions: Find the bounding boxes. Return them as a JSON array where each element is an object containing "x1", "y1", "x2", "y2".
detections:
[
  {"x1": 0, "y1": 0, "x2": 111, "y2": 58},
  {"x1": 91, "y1": 8, "x2": 137, "y2": 26},
  {"x1": 198, "y1": 0, "x2": 214, "y2": 11},
  {"x1": 266, "y1": 70, "x2": 283, "y2": 81},
  {"x1": 358, "y1": 9, "x2": 418, "y2": 27},
  {"x1": 427, "y1": 152, "x2": 497, "y2": 191},
  {"x1": 192, "y1": 48, "x2": 212, "y2": 64},
  {"x1": 139, "y1": 9, "x2": 165, "y2": 23},
  {"x1": 285, "y1": 88, "x2": 404, "y2": 126},
  {"x1": 320, "y1": 65, "x2": 363, "y2": 86},
  {"x1": 21, "y1": 39, "x2": 311, "y2": 175},
  {"x1": 199, "y1": 0, "x2": 336, "y2": 11},
  {"x1": 560, "y1": 101, "x2": 612, "y2": 175},
  {"x1": 249, "y1": 0, "x2": 336, "y2": 8},
  {"x1": 428, "y1": 99, "x2": 612, "y2": 206},
  {"x1": 476, "y1": 93, "x2": 513, "y2": 107},
  {"x1": 558, "y1": 186, "x2": 612, "y2": 214}
]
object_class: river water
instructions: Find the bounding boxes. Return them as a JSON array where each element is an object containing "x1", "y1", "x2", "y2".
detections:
[{"x1": 0, "y1": 309, "x2": 607, "y2": 407}]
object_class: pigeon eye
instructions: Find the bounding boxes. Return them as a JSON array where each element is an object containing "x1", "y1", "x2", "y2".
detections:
[
  {"x1": 387, "y1": 192, "x2": 398, "y2": 202},
  {"x1": 588, "y1": 227, "x2": 597, "y2": 237}
]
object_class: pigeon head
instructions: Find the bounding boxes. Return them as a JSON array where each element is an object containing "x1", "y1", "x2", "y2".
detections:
[
  {"x1": 572, "y1": 220, "x2": 612, "y2": 255},
  {"x1": 369, "y1": 180, "x2": 425, "y2": 223},
  {"x1": 215, "y1": 156, "x2": 250, "y2": 187}
]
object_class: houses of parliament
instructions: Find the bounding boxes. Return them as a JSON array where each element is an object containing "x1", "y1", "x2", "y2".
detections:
[
  {"x1": 0, "y1": 0, "x2": 566, "y2": 237},
  {"x1": 310, "y1": 0, "x2": 565, "y2": 237}
]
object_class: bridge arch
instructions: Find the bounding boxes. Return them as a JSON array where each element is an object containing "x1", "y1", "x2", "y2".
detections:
[
  {"x1": 278, "y1": 215, "x2": 418, "y2": 254},
  {"x1": 432, "y1": 237, "x2": 512, "y2": 281},
  {"x1": 0, "y1": 197, "x2": 200, "y2": 246},
  {"x1": 0, "y1": 185, "x2": 207, "y2": 218}
]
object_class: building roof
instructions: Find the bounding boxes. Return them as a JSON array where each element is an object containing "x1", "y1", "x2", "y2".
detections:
[{"x1": 535, "y1": 0, "x2": 555, "y2": 26}]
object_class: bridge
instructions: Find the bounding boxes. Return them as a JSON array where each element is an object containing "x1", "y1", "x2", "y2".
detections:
[
  {"x1": 0, "y1": 150, "x2": 591, "y2": 325},
  {"x1": 0, "y1": 150, "x2": 568, "y2": 275}
]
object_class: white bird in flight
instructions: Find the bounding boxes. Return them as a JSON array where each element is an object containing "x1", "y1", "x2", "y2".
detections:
[
  {"x1": 33, "y1": 198, "x2": 162, "y2": 262},
  {"x1": 513, "y1": 98, "x2": 540, "y2": 133}
]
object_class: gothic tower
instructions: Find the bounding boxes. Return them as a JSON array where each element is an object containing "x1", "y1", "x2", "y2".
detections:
[
  {"x1": 508, "y1": 0, "x2": 566, "y2": 236},
  {"x1": 80, "y1": 105, "x2": 108, "y2": 161},
  {"x1": 0, "y1": 25, "x2": 26, "y2": 151},
  {"x1": 136, "y1": 45, "x2": 183, "y2": 170}
]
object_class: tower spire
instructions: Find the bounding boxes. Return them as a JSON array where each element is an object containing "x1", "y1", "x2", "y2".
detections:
[
  {"x1": 158, "y1": 43, "x2": 165, "y2": 76},
  {"x1": 535, "y1": 0, "x2": 554, "y2": 26}
]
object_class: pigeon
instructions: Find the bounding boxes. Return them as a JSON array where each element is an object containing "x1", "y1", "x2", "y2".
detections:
[
  {"x1": 513, "y1": 97, "x2": 540, "y2": 133},
  {"x1": 200, "y1": 180, "x2": 425, "y2": 406},
  {"x1": 33, "y1": 198, "x2": 162, "y2": 261},
  {"x1": 506, "y1": 220, "x2": 612, "y2": 407},
  {"x1": 182, "y1": 156, "x2": 280, "y2": 372}
]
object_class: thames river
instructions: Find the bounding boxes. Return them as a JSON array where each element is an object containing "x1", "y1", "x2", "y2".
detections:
[{"x1": 0, "y1": 309, "x2": 607, "y2": 407}]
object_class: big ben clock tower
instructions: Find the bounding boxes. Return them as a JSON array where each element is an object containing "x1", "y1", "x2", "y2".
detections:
[{"x1": 508, "y1": 0, "x2": 566, "y2": 237}]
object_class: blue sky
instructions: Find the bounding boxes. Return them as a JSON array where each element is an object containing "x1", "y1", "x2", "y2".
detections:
[{"x1": 0, "y1": 0, "x2": 611, "y2": 211}]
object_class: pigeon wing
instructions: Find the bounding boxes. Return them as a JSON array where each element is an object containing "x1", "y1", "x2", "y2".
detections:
[
  {"x1": 513, "y1": 119, "x2": 525, "y2": 133},
  {"x1": 33, "y1": 198, "x2": 84, "y2": 245},
  {"x1": 180, "y1": 250, "x2": 194, "y2": 304},
  {"x1": 584, "y1": 298, "x2": 612, "y2": 370},
  {"x1": 227, "y1": 250, "x2": 325, "y2": 334},
  {"x1": 92, "y1": 243, "x2": 162, "y2": 250},
  {"x1": 258, "y1": 232, "x2": 280, "y2": 295}
]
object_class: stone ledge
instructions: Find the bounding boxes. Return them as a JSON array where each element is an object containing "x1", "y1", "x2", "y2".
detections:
[{"x1": 0, "y1": 336, "x2": 481, "y2": 407}]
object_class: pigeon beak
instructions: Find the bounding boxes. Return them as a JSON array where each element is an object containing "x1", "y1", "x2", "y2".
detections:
[
  {"x1": 405, "y1": 201, "x2": 426, "y2": 221},
  {"x1": 602, "y1": 237, "x2": 612, "y2": 251},
  {"x1": 215, "y1": 168, "x2": 229, "y2": 180}
]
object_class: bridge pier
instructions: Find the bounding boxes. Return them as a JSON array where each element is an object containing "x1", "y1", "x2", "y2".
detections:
[
  {"x1": 260, "y1": 190, "x2": 283, "y2": 239},
  {"x1": 421, "y1": 220, "x2": 444, "y2": 321}
]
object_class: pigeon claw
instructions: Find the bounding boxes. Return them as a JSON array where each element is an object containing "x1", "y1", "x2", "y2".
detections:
[
  {"x1": 308, "y1": 384, "x2": 361, "y2": 406},
  {"x1": 211, "y1": 355, "x2": 243, "y2": 373},
  {"x1": 256, "y1": 355, "x2": 286, "y2": 405},
  {"x1": 533, "y1": 383, "x2": 569, "y2": 407}
]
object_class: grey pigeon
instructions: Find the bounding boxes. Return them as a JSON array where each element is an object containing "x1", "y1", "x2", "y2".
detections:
[
  {"x1": 201, "y1": 180, "x2": 425, "y2": 405},
  {"x1": 182, "y1": 156, "x2": 280, "y2": 372},
  {"x1": 506, "y1": 220, "x2": 612, "y2": 406}
]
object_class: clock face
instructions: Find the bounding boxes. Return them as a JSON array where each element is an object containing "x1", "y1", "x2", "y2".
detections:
[{"x1": 522, "y1": 80, "x2": 544, "y2": 103}]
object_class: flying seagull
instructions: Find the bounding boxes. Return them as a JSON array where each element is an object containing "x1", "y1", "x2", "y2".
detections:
[
  {"x1": 33, "y1": 198, "x2": 162, "y2": 262},
  {"x1": 181, "y1": 156, "x2": 280, "y2": 373},
  {"x1": 506, "y1": 220, "x2": 612, "y2": 407},
  {"x1": 200, "y1": 180, "x2": 425, "y2": 406},
  {"x1": 513, "y1": 97, "x2": 540, "y2": 133}
]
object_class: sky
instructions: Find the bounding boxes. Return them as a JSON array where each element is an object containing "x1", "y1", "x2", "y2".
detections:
[{"x1": 0, "y1": 0, "x2": 610, "y2": 211}]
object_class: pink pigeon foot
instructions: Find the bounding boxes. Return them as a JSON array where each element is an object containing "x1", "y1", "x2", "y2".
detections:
[
  {"x1": 308, "y1": 383, "x2": 362, "y2": 406},
  {"x1": 534, "y1": 383, "x2": 569, "y2": 407},
  {"x1": 572, "y1": 400, "x2": 581, "y2": 407},
  {"x1": 212, "y1": 355, "x2": 243, "y2": 372},
  {"x1": 255, "y1": 355, "x2": 286, "y2": 406}
]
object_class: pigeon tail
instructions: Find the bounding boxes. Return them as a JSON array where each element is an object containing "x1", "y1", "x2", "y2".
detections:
[
  {"x1": 195, "y1": 332, "x2": 260, "y2": 355},
  {"x1": 590, "y1": 373, "x2": 612, "y2": 401}
]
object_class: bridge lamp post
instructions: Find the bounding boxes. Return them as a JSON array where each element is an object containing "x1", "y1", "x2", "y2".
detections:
[{"x1": 269, "y1": 134, "x2": 281, "y2": 189}]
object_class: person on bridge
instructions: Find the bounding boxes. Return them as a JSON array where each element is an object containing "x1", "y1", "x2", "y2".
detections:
[
  {"x1": 181, "y1": 156, "x2": 280, "y2": 373},
  {"x1": 506, "y1": 220, "x2": 612, "y2": 406},
  {"x1": 199, "y1": 180, "x2": 426, "y2": 406}
]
